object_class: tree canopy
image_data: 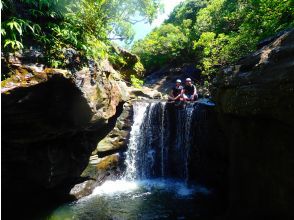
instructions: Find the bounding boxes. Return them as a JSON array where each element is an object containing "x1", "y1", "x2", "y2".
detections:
[
  {"x1": 1, "y1": 0, "x2": 161, "y2": 67},
  {"x1": 132, "y1": 0, "x2": 294, "y2": 77}
]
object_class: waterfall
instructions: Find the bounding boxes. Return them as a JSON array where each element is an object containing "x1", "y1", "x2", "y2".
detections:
[
  {"x1": 124, "y1": 101, "x2": 199, "y2": 182},
  {"x1": 124, "y1": 102, "x2": 149, "y2": 180}
]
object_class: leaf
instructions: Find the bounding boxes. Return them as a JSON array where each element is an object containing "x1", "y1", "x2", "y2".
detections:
[
  {"x1": 4, "y1": 40, "x2": 13, "y2": 48},
  {"x1": 6, "y1": 20, "x2": 22, "y2": 35},
  {"x1": 1, "y1": 28, "x2": 6, "y2": 36}
]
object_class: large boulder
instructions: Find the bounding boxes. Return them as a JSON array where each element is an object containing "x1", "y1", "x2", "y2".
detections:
[
  {"x1": 70, "y1": 153, "x2": 121, "y2": 199},
  {"x1": 1, "y1": 54, "x2": 129, "y2": 218},
  {"x1": 212, "y1": 29, "x2": 294, "y2": 218}
]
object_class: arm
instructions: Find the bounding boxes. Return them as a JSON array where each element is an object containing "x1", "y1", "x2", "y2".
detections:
[
  {"x1": 192, "y1": 85, "x2": 198, "y2": 100},
  {"x1": 181, "y1": 88, "x2": 185, "y2": 96},
  {"x1": 193, "y1": 85, "x2": 197, "y2": 96},
  {"x1": 175, "y1": 88, "x2": 183, "y2": 99},
  {"x1": 189, "y1": 85, "x2": 197, "y2": 100}
]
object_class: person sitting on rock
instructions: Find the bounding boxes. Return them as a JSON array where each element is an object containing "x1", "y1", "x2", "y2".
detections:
[
  {"x1": 182, "y1": 78, "x2": 198, "y2": 101},
  {"x1": 168, "y1": 79, "x2": 183, "y2": 101}
]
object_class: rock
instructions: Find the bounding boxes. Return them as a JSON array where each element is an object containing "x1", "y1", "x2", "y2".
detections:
[
  {"x1": 96, "y1": 154, "x2": 119, "y2": 170},
  {"x1": 69, "y1": 179, "x2": 96, "y2": 199},
  {"x1": 75, "y1": 61, "x2": 129, "y2": 123},
  {"x1": 112, "y1": 46, "x2": 145, "y2": 79},
  {"x1": 5, "y1": 47, "x2": 45, "y2": 64},
  {"x1": 95, "y1": 102, "x2": 133, "y2": 153},
  {"x1": 129, "y1": 86, "x2": 163, "y2": 99},
  {"x1": 257, "y1": 29, "x2": 291, "y2": 49},
  {"x1": 212, "y1": 29, "x2": 294, "y2": 218},
  {"x1": 1, "y1": 54, "x2": 130, "y2": 216},
  {"x1": 213, "y1": 29, "x2": 294, "y2": 126},
  {"x1": 70, "y1": 153, "x2": 121, "y2": 199}
]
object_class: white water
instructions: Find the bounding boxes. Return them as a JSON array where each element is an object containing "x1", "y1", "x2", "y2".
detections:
[
  {"x1": 184, "y1": 105, "x2": 195, "y2": 183},
  {"x1": 91, "y1": 101, "x2": 202, "y2": 197},
  {"x1": 92, "y1": 180, "x2": 139, "y2": 195},
  {"x1": 47, "y1": 101, "x2": 217, "y2": 220},
  {"x1": 124, "y1": 102, "x2": 149, "y2": 180},
  {"x1": 91, "y1": 178, "x2": 207, "y2": 197},
  {"x1": 160, "y1": 102, "x2": 167, "y2": 177}
]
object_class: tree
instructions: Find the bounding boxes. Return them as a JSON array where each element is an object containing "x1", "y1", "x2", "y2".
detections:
[
  {"x1": 1, "y1": 0, "x2": 161, "y2": 67},
  {"x1": 132, "y1": 0, "x2": 294, "y2": 79},
  {"x1": 132, "y1": 24, "x2": 188, "y2": 70}
]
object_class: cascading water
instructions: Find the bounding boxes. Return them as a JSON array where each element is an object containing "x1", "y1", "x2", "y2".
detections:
[
  {"x1": 47, "y1": 100, "x2": 219, "y2": 220},
  {"x1": 124, "y1": 101, "x2": 197, "y2": 182},
  {"x1": 124, "y1": 102, "x2": 150, "y2": 180}
]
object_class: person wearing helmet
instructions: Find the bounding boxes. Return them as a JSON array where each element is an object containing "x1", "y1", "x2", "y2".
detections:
[
  {"x1": 168, "y1": 79, "x2": 183, "y2": 101},
  {"x1": 182, "y1": 78, "x2": 198, "y2": 101}
]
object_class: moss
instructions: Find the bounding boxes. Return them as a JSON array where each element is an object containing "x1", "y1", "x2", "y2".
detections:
[
  {"x1": 81, "y1": 164, "x2": 98, "y2": 178},
  {"x1": 1, "y1": 79, "x2": 8, "y2": 87},
  {"x1": 96, "y1": 154, "x2": 119, "y2": 171}
]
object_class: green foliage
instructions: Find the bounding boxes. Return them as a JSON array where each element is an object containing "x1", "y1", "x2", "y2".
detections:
[
  {"x1": 165, "y1": 0, "x2": 208, "y2": 26},
  {"x1": 133, "y1": 61, "x2": 145, "y2": 74},
  {"x1": 193, "y1": 32, "x2": 229, "y2": 75},
  {"x1": 132, "y1": 0, "x2": 208, "y2": 70},
  {"x1": 132, "y1": 24, "x2": 188, "y2": 69},
  {"x1": 132, "y1": 0, "x2": 294, "y2": 78},
  {"x1": 2, "y1": 17, "x2": 41, "y2": 50},
  {"x1": 108, "y1": 45, "x2": 145, "y2": 81},
  {"x1": 1, "y1": 0, "x2": 161, "y2": 69},
  {"x1": 130, "y1": 74, "x2": 144, "y2": 88}
]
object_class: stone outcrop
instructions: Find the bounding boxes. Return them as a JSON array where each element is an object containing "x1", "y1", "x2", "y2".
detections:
[
  {"x1": 212, "y1": 29, "x2": 294, "y2": 218},
  {"x1": 94, "y1": 102, "x2": 133, "y2": 153},
  {"x1": 1, "y1": 53, "x2": 130, "y2": 218},
  {"x1": 70, "y1": 153, "x2": 121, "y2": 199}
]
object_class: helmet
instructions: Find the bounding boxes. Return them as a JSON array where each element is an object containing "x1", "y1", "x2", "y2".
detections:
[
  {"x1": 176, "y1": 79, "x2": 181, "y2": 83},
  {"x1": 185, "y1": 78, "x2": 192, "y2": 82}
]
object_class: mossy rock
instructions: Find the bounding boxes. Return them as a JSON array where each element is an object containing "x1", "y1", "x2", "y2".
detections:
[{"x1": 96, "y1": 154, "x2": 119, "y2": 171}]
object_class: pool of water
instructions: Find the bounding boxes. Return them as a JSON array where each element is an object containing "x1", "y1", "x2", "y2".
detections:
[{"x1": 46, "y1": 179, "x2": 218, "y2": 220}]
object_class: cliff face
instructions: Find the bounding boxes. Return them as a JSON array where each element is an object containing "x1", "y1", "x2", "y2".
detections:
[
  {"x1": 1, "y1": 47, "x2": 164, "y2": 218},
  {"x1": 212, "y1": 29, "x2": 294, "y2": 218},
  {"x1": 1, "y1": 52, "x2": 130, "y2": 217}
]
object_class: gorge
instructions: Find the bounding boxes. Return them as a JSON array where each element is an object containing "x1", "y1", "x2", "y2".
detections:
[
  {"x1": 1, "y1": 0, "x2": 294, "y2": 218},
  {"x1": 47, "y1": 99, "x2": 227, "y2": 219},
  {"x1": 2, "y1": 29, "x2": 294, "y2": 220}
]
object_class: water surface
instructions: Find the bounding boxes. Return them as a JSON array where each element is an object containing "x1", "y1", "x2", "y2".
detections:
[{"x1": 47, "y1": 179, "x2": 214, "y2": 220}]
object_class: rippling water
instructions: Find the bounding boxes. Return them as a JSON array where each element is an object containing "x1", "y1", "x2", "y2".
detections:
[{"x1": 47, "y1": 179, "x2": 213, "y2": 220}]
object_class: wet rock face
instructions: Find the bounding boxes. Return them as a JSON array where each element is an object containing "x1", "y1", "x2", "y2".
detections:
[
  {"x1": 213, "y1": 29, "x2": 294, "y2": 218},
  {"x1": 74, "y1": 59, "x2": 129, "y2": 123},
  {"x1": 1, "y1": 55, "x2": 129, "y2": 218},
  {"x1": 70, "y1": 153, "x2": 121, "y2": 199},
  {"x1": 2, "y1": 74, "x2": 92, "y2": 144},
  {"x1": 95, "y1": 102, "x2": 133, "y2": 153},
  {"x1": 212, "y1": 29, "x2": 294, "y2": 126}
]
